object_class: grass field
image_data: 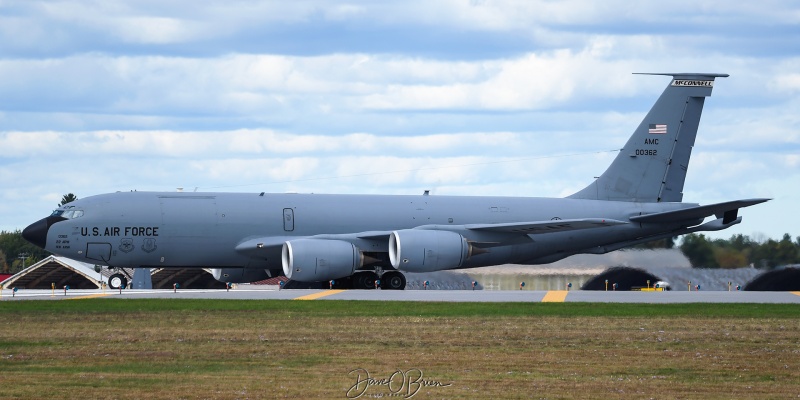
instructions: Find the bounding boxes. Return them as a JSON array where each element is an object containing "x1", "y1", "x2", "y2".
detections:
[{"x1": 0, "y1": 300, "x2": 798, "y2": 399}]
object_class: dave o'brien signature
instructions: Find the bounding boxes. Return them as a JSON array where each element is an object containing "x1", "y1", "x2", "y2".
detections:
[{"x1": 346, "y1": 368, "x2": 452, "y2": 398}]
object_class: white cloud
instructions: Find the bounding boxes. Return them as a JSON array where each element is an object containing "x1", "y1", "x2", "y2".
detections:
[
  {"x1": 112, "y1": 16, "x2": 199, "y2": 44},
  {"x1": 1, "y1": 50, "x2": 795, "y2": 118},
  {"x1": 0, "y1": 130, "x2": 524, "y2": 159},
  {"x1": 323, "y1": 4, "x2": 366, "y2": 20},
  {"x1": 770, "y1": 72, "x2": 800, "y2": 94}
]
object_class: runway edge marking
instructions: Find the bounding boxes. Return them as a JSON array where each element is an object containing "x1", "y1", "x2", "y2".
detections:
[
  {"x1": 294, "y1": 290, "x2": 345, "y2": 300},
  {"x1": 541, "y1": 291, "x2": 569, "y2": 303},
  {"x1": 66, "y1": 294, "x2": 111, "y2": 300}
]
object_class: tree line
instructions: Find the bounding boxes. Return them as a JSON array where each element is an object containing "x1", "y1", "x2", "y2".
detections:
[
  {"x1": 679, "y1": 233, "x2": 800, "y2": 269},
  {"x1": 0, "y1": 231, "x2": 50, "y2": 273},
  {"x1": 1, "y1": 193, "x2": 77, "y2": 274}
]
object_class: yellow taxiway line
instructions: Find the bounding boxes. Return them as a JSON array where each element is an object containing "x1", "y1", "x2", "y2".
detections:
[
  {"x1": 792, "y1": 292, "x2": 800, "y2": 297},
  {"x1": 294, "y1": 290, "x2": 345, "y2": 300},
  {"x1": 541, "y1": 290, "x2": 569, "y2": 302},
  {"x1": 66, "y1": 294, "x2": 112, "y2": 300}
]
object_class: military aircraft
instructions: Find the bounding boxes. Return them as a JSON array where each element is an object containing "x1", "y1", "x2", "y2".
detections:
[{"x1": 22, "y1": 73, "x2": 768, "y2": 290}]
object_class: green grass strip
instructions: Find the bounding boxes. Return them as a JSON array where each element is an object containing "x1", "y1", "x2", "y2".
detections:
[{"x1": 0, "y1": 299, "x2": 796, "y2": 318}]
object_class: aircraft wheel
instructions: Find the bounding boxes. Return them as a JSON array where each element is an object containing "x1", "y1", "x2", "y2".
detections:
[
  {"x1": 109, "y1": 273, "x2": 128, "y2": 289},
  {"x1": 352, "y1": 272, "x2": 377, "y2": 290},
  {"x1": 381, "y1": 271, "x2": 406, "y2": 290}
]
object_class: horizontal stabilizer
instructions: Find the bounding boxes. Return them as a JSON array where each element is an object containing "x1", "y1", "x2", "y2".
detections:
[
  {"x1": 630, "y1": 198, "x2": 770, "y2": 224},
  {"x1": 466, "y1": 218, "x2": 627, "y2": 234}
]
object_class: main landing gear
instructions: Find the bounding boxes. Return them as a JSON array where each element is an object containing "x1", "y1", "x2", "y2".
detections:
[
  {"x1": 284, "y1": 271, "x2": 407, "y2": 290},
  {"x1": 350, "y1": 270, "x2": 406, "y2": 290},
  {"x1": 310, "y1": 270, "x2": 406, "y2": 290},
  {"x1": 380, "y1": 271, "x2": 406, "y2": 290},
  {"x1": 351, "y1": 271, "x2": 377, "y2": 289}
]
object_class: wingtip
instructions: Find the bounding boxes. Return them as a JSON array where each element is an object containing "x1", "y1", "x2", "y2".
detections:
[{"x1": 746, "y1": 198, "x2": 772, "y2": 205}]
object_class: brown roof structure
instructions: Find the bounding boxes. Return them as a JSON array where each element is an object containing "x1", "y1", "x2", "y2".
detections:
[
  {"x1": 1, "y1": 255, "x2": 104, "y2": 289},
  {"x1": 1, "y1": 256, "x2": 226, "y2": 290}
]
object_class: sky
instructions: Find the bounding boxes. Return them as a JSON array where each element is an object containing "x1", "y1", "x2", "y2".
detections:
[{"x1": 1, "y1": 0, "x2": 799, "y2": 241}]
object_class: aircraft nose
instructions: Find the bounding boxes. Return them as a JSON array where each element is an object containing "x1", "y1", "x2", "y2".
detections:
[{"x1": 22, "y1": 216, "x2": 63, "y2": 249}]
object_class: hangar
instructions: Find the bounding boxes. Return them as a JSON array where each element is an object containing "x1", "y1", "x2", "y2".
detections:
[
  {"x1": 0, "y1": 255, "x2": 105, "y2": 289},
  {"x1": 3, "y1": 256, "x2": 795, "y2": 292},
  {"x1": 581, "y1": 267, "x2": 665, "y2": 291},
  {"x1": 149, "y1": 268, "x2": 226, "y2": 289},
  {"x1": 0, "y1": 256, "x2": 225, "y2": 290},
  {"x1": 744, "y1": 266, "x2": 800, "y2": 291}
]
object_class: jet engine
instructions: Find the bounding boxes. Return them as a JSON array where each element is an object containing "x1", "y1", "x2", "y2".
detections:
[
  {"x1": 389, "y1": 229, "x2": 471, "y2": 272},
  {"x1": 282, "y1": 239, "x2": 363, "y2": 282},
  {"x1": 211, "y1": 267, "x2": 272, "y2": 283}
]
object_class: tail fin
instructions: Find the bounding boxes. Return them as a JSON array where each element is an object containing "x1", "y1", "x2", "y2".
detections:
[{"x1": 569, "y1": 73, "x2": 728, "y2": 203}]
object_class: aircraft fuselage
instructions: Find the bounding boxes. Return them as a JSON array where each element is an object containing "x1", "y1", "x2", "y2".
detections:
[{"x1": 31, "y1": 191, "x2": 694, "y2": 272}]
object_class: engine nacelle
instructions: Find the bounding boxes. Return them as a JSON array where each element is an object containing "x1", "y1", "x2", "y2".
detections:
[
  {"x1": 211, "y1": 267, "x2": 272, "y2": 283},
  {"x1": 389, "y1": 229, "x2": 469, "y2": 272},
  {"x1": 282, "y1": 239, "x2": 362, "y2": 281}
]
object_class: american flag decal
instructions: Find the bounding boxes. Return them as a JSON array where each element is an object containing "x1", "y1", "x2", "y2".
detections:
[{"x1": 648, "y1": 124, "x2": 667, "y2": 134}]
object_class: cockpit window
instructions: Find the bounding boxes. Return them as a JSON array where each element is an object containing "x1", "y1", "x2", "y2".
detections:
[
  {"x1": 62, "y1": 210, "x2": 84, "y2": 219},
  {"x1": 51, "y1": 207, "x2": 84, "y2": 219}
]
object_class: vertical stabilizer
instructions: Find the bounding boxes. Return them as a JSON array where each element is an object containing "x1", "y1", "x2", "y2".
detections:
[{"x1": 569, "y1": 73, "x2": 727, "y2": 203}]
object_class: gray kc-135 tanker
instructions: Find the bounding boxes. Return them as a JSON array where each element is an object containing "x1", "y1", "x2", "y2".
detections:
[{"x1": 23, "y1": 73, "x2": 768, "y2": 290}]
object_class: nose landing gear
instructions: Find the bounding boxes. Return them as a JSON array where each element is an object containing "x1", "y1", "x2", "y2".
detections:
[{"x1": 108, "y1": 273, "x2": 128, "y2": 289}]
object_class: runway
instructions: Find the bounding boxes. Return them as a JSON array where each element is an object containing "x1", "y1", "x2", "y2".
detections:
[{"x1": 3, "y1": 287, "x2": 800, "y2": 303}]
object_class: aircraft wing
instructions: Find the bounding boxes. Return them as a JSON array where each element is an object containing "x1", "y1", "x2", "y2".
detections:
[
  {"x1": 465, "y1": 218, "x2": 628, "y2": 234},
  {"x1": 235, "y1": 236, "x2": 295, "y2": 256},
  {"x1": 630, "y1": 198, "x2": 770, "y2": 224},
  {"x1": 235, "y1": 232, "x2": 395, "y2": 257},
  {"x1": 233, "y1": 218, "x2": 628, "y2": 257}
]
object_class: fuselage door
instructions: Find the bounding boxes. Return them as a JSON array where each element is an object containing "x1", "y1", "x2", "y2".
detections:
[
  {"x1": 283, "y1": 208, "x2": 295, "y2": 231},
  {"x1": 85, "y1": 242, "x2": 112, "y2": 262}
]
